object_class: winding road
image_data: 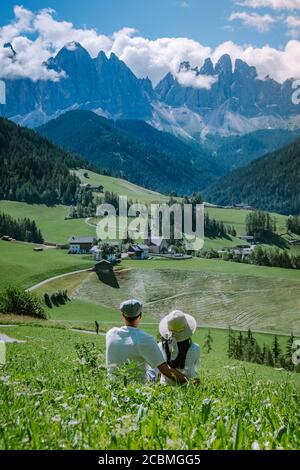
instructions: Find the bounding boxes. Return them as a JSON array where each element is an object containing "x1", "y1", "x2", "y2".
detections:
[{"x1": 26, "y1": 268, "x2": 93, "y2": 292}]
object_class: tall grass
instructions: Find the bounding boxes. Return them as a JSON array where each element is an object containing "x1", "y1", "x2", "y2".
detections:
[{"x1": 0, "y1": 326, "x2": 299, "y2": 450}]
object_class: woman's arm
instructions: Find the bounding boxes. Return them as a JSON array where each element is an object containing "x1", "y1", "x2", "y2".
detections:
[{"x1": 158, "y1": 362, "x2": 189, "y2": 384}]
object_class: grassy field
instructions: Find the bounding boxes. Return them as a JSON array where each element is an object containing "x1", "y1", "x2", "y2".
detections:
[
  {"x1": 206, "y1": 207, "x2": 288, "y2": 237},
  {"x1": 123, "y1": 257, "x2": 300, "y2": 281},
  {"x1": 74, "y1": 169, "x2": 170, "y2": 203},
  {"x1": 0, "y1": 323, "x2": 299, "y2": 450},
  {"x1": 1, "y1": 168, "x2": 298, "y2": 252},
  {"x1": 1, "y1": 197, "x2": 298, "y2": 255},
  {"x1": 0, "y1": 240, "x2": 93, "y2": 290},
  {"x1": 0, "y1": 201, "x2": 95, "y2": 244}
]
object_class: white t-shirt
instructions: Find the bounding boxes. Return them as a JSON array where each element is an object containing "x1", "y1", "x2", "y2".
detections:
[
  {"x1": 106, "y1": 326, "x2": 165, "y2": 382},
  {"x1": 158, "y1": 342, "x2": 200, "y2": 385}
]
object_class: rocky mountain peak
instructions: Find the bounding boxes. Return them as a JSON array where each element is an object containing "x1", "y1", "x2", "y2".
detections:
[
  {"x1": 215, "y1": 54, "x2": 232, "y2": 76},
  {"x1": 200, "y1": 58, "x2": 214, "y2": 76},
  {"x1": 234, "y1": 58, "x2": 257, "y2": 78}
]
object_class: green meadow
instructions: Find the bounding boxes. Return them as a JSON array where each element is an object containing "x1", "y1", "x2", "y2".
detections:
[
  {"x1": 0, "y1": 240, "x2": 92, "y2": 290},
  {"x1": 0, "y1": 201, "x2": 96, "y2": 244},
  {"x1": 0, "y1": 240, "x2": 300, "y2": 450},
  {"x1": 74, "y1": 169, "x2": 170, "y2": 203},
  {"x1": 1, "y1": 170, "x2": 300, "y2": 450},
  {"x1": 0, "y1": 322, "x2": 299, "y2": 450}
]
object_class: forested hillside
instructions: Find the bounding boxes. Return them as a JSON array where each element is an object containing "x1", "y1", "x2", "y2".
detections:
[
  {"x1": 38, "y1": 110, "x2": 222, "y2": 195},
  {"x1": 0, "y1": 117, "x2": 91, "y2": 205},
  {"x1": 206, "y1": 138, "x2": 300, "y2": 215}
]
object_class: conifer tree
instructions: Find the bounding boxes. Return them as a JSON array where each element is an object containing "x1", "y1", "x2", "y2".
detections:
[{"x1": 203, "y1": 330, "x2": 213, "y2": 354}]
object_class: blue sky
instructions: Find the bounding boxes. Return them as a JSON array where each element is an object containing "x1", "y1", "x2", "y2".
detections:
[
  {"x1": 1, "y1": 1, "x2": 300, "y2": 85},
  {"x1": 0, "y1": 0, "x2": 295, "y2": 48}
]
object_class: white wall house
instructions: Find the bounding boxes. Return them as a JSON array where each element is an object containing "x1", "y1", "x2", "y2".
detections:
[{"x1": 69, "y1": 236, "x2": 94, "y2": 254}]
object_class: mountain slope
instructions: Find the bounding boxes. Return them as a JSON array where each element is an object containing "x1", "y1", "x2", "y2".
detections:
[
  {"x1": 0, "y1": 117, "x2": 90, "y2": 205},
  {"x1": 206, "y1": 138, "x2": 300, "y2": 215},
  {"x1": 205, "y1": 128, "x2": 300, "y2": 170},
  {"x1": 37, "y1": 110, "x2": 222, "y2": 194},
  {"x1": 115, "y1": 119, "x2": 223, "y2": 176}
]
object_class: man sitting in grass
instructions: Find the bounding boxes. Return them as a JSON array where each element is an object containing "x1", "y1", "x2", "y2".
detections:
[{"x1": 106, "y1": 299, "x2": 189, "y2": 384}]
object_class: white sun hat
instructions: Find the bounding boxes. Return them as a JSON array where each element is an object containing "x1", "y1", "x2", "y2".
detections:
[{"x1": 159, "y1": 310, "x2": 197, "y2": 342}]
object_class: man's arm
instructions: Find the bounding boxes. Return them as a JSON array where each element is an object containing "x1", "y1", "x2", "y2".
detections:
[{"x1": 158, "y1": 362, "x2": 189, "y2": 384}]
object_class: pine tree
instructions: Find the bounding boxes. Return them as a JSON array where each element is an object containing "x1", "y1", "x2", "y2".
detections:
[
  {"x1": 237, "y1": 331, "x2": 244, "y2": 360},
  {"x1": 266, "y1": 347, "x2": 274, "y2": 367},
  {"x1": 285, "y1": 333, "x2": 295, "y2": 370},
  {"x1": 203, "y1": 330, "x2": 213, "y2": 354},
  {"x1": 227, "y1": 327, "x2": 236, "y2": 358},
  {"x1": 272, "y1": 336, "x2": 282, "y2": 367}
]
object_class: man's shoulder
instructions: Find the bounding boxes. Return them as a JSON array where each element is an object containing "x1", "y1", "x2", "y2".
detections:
[
  {"x1": 106, "y1": 327, "x2": 122, "y2": 337},
  {"x1": 137, "y1": 329, "x2": 157, "y2": 343}
]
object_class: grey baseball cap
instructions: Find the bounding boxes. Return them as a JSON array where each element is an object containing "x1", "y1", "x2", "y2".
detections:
[{"x1": 120, "y1": 299, "x2": 143, "y2": 318}]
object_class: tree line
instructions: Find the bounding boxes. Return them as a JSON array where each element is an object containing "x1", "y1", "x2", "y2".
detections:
[
  {"x1": 224, "y1": 246, "x2": 300, "y2": 270},
  {"x1": 0, "y1": 212, "x2": 44, "y2": 243},
  {"x1": 228, "y1": 328, "x2": 299, "y2": 372},
  {"x1": 246, "y1": 211, "x2": 277, "y2": 242},
  {"x1": 287, "y1": 215, "x2": 300, "y2": 235}
]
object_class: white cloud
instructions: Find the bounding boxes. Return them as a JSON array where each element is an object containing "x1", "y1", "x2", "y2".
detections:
[
  {"x1": 285, "y1": 14, "x2": 300, "y2": 35},
  {"x1": 229, "y1": 11, "x2": 278, "y2": 31},
  {"x1": 212, "y1": 40, "x2": 300, "y2": 81},
  {"x1": 1, "y1": 5, "x2": 300, "y2": 86},
  {"x1": 285, "y1": 13, "x2": 300, "y2": 25},
  {"x1": 176, "y1": 70, "x2": 217, "y2": 89},
  {"x1": 237, "y1": 0, "x2": 300, "y2": 9}
]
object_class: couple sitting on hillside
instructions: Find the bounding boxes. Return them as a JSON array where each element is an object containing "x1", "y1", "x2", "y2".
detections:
[{"x1": 106, "y1": 299, "x2": 200, "y2": 385}]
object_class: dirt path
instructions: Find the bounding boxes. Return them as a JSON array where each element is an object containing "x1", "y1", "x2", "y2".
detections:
[
  {"x1": 85, "y1": 217, "x2": 97, "y2": 228},
  {"x1": 26, "y1": 268, "x2": 93, "y2": 292},
  {"x1": 0, "y1": 333, "x2": 26, "y2": 343},
  {"x1": 70, "y1": 328, "x2": 106, "y2": 336}
]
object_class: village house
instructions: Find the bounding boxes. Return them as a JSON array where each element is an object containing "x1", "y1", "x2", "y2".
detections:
[
  {"x1": 79, "y1": 183, "x2": 104, "y2": 193},
  {"x1": 128, "y1": 244, "x2": 150, "y2": 260},
  {"x1": 288, "y1": 240, "x2": 300, "y2": 246},
  {"x1": 68, "y1": 236, "x2": 94, "y2": 254},
  {"x1": 146, "y1": 237, "x2": 169, "y2": 254},
  {"x1": 229, "y1": 245, "x2": 256, "y2": 256},
  {"x1": 238, "y1": 235, "x2": 256, "y2": 244},
  {"x1": 233, "y1": 203, "x2": 256, "y2": 211},
  {"x1": 184, "y1": 242, "x2": 196, "y2": 256}
]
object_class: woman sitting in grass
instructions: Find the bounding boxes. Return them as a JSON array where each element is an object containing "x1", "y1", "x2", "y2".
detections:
[{"x1": 158, "y1": 310, "x2": 200, "y2": 385}]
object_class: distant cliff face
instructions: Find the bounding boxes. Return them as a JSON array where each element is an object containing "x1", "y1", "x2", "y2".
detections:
[
  {"x1": 1, "y1": 44, "x2": 300, "y2": 137},
  {"x1": 154, "y1": 54, "x2": 300, "y2": 138},
  {"x1": 0, "y1": 42, "x2": 153, "y2": 127}
]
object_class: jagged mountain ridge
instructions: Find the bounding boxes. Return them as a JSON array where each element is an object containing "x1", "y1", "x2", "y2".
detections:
[
  {"x1": 0, "y1": 42, "x2": 300, "y2": 138},
  {"x1": 154, "y1": 54, "x2": 300, "y2": 139},
  {"x1": 0, "y1": 42, "x2": 153, "y2": 127}
]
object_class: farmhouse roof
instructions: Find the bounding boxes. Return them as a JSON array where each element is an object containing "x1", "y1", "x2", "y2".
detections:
[{"x1": 69, "y1": 236, "x2": 94, "y2": 244}]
